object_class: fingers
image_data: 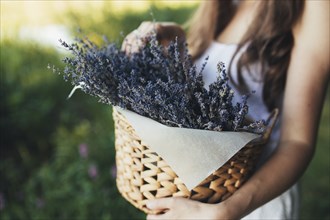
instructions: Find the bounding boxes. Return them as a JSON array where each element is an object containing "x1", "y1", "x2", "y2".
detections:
[
  {"x1": 121, "y1": 21, "x2": 186, "y2": 56},
  {"x1": 138, "y1": 21, "x2": 158, "y2": 34},
  {"x1": 146, "y1": 197, "x2": 174, "y2": 210},
  {"x1": 146, "y1": 198, "x2": 172, "y2": 220},
  {"x1": 146, "y1": 198, "x2": 219, "y2": 220},
  {"x1": 147, "y1": 213, "x2": 169, "y2": 220},
  {"x1": 146, "y1": 197, "x2": 199, "y2": 220},
  {"x1": 121, "y1": 29, "x2": 145, "y2": 54},
  {"x1": 145, "y1": 200, "x2": 168, "y2": 220},
  {"x1": 121, "y1": 21, "x2": 155, "y2": 55}
]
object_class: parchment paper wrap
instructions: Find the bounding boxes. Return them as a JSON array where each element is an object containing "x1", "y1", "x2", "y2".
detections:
[{"x1": 115, "y1": 107, "x2": 260, "y2": 191}]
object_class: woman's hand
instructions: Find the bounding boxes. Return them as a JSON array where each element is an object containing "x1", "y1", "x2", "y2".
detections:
[
  {"x1": 121, "y1": 21, "x2": 186, "y2": 55},
  {"x1": 146, "y1": 197, "x2": 230, "y2": 220}
]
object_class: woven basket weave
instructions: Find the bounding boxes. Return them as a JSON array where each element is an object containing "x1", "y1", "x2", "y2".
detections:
[{"x1": 113, "y1": 108, "x2": 277, "y2": 214}]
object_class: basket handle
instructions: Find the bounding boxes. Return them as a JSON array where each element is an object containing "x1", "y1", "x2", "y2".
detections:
[{"x1": 261, "y1": 108, "x2": 279, "y2": 141}]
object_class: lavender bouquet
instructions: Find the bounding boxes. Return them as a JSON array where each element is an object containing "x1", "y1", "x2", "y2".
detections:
[
  {"x1": 54, "y1": 32, "x2": 275, "y2": 196},
  {"x1": 56, "y1": 34, "x2": 266, "y2": 134}
]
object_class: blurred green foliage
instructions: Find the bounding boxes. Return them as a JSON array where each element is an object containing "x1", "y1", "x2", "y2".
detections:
[
  {"x1": 61, "y1": 3, "x2": 194, "y2": 43},
  {"x1": 300, "y1": 89, "x2": 330, "y2": 220},
  {"x1": 0, "y1": 4, "x2": 196, "y2": 220},
  {"x1": 0, "y1": 40, "x2": 142, "y2": 220},
  {"x1": 0, "y1": 3, "x2": 329, "y2": 220}
]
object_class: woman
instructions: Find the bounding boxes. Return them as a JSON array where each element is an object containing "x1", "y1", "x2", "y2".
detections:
[{"x1": 122, "y1": 0, "x2": 329, "y2": 219}]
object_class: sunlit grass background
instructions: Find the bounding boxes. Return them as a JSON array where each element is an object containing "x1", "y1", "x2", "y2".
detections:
[{"x1": 1, "y1": 1, "x2": 329, "y2": 219}]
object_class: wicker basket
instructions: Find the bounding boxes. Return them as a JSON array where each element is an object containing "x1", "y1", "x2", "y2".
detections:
[{"x1": 113, "y1": 108, "x2": 278, "y2": 214}]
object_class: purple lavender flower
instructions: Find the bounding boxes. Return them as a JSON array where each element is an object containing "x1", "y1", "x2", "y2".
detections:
[
  {"x1": 88, "y1": 164, "x2": 98, "y2": 180},
  {"x1": 79, "y1": 143, "x2": 89, "y2": 158},
  {"x1": 110, "y1": 164, "x2": 117, "y2": 179}
]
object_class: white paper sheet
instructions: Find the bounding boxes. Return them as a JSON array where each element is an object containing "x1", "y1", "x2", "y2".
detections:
[{"x1": 115, "y1": 107, "x2": 260, "y2": 191}]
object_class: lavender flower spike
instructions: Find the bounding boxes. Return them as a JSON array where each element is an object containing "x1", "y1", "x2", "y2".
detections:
[{"x1": 58, "y1": 33, "x2": 267, "y2": 134}]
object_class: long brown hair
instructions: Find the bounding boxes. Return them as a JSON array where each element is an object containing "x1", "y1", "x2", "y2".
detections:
[{"x1": 187, "y1": 0, "x2": 305, "y2": 110}]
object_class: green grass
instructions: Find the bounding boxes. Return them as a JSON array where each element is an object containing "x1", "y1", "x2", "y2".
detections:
[{"x1": 300, "y1": 89, "x2": 330, "y2": 220}]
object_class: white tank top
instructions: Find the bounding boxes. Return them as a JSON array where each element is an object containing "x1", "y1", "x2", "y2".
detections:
[{"x1": 194, "y1": 41, "x2": 281, "y2": 163}]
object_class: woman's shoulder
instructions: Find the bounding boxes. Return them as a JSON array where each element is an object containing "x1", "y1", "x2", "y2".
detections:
[
  {"x1": 293, "y1": 0, "x2": 329, "y2": 72},
  {"x1": 294, "y1": 1, "x2": 329, "y2": 34}
]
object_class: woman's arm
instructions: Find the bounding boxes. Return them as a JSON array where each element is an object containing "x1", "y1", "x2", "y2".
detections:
[
  {"x1": 146, "y1": 1, "x2": 329, "y2": 219},
  {"x1": 216, "y1": 1, "x2": 330, "y2": 218}
]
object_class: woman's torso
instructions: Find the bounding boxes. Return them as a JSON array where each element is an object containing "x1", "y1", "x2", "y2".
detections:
[
  {"x1": 194, "y1": 41, "x2": 281, "y2": 164},
  {"x1": 193, "y1": 0, "x2": 284, "y2": 163}
]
